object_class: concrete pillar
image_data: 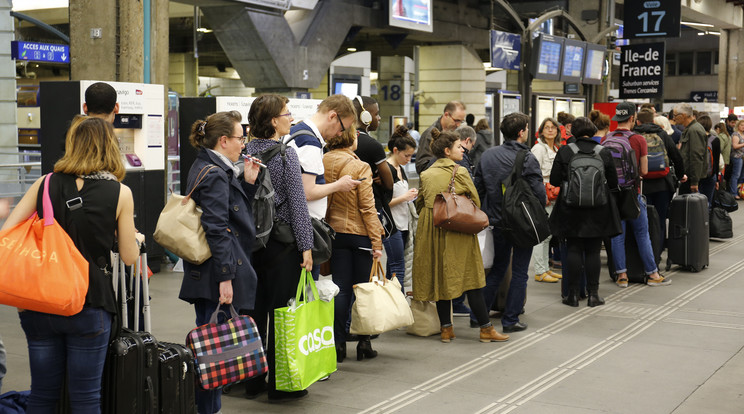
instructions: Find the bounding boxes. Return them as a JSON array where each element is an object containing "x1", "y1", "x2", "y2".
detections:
[
  {"x1": 719, "y1": 29, "x2": 744, "y2": 111},
  {"x1": 378, "y1": 56, "x2": 414, "y2": 143},
  {"x1": 119, "y1": 0, "x2": 144, "y2": 83},
  {"x1": 0, "y1": 0, "x2": 16, "y2": 165},
  {"x1": 418, "y1": 45, "x2": 485, "y2": 129},
  {"x1": 70, "y1": 0, "x2": 117, "y2": 80},
  {"x1": 151, "y1": 0, "x2": 169, "y2": 87}
]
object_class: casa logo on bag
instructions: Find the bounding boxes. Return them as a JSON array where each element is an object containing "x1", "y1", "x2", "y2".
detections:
[
  {"x1": 298, "y1": 326, "x2": 334, "y2": 356},
  {"x1": 0, "y1": 237, "x2": 58, "y2": 265}
]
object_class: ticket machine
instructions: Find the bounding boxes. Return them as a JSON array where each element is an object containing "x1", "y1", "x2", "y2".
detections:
[{"x1": 40, "y1": 80, "x2": 166, "y2": 271}]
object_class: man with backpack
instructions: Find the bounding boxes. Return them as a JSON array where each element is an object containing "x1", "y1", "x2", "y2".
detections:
[
  {"x1": 635, "y1": 109, "x2": 685, "y2": 252},
  {"x1": 603, "y1": 102, "x2": 671, "y2": 287},
  {"x1": 472, "y1": 112, "x2": 546, "y2": 333},
  {"x1": 673, "y1": 103, "x2": 707, "y2": 194}
]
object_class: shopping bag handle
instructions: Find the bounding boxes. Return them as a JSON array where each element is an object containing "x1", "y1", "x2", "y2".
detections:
[
  {"x1": 42, "y1": 173, "x2": 55, "y2": 226},
  {"x1": 294, "y1": 268, "x2": 320, "y2": 305},
  {"x1": 208, "y1": 303, "x2": 240, "y2": 325},
  {"x1": 367, "y1": 258, "x2": 387, "y2": 285}
]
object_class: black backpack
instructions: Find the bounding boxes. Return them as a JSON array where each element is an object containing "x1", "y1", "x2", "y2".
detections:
[
  {"x1": 500, "y1": 150, "x2": 550, "y2": 248},
  {"x1": 251, "y1": 143, "x2": 285, "y2": 250},
  {"x1": 564, "y1": 143, "x2": 608, "y2": 208}
]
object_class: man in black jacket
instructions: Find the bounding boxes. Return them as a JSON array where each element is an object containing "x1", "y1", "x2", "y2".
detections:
[
  {"x1": 634, "y1": 109, "x2": 686, "y2": 252},
  {"x1": 472, "y1": 112, "x2": 545, "y2": 333},
  {"x1": 415, "y1": 101, "x2": 467, "y2": 174}
]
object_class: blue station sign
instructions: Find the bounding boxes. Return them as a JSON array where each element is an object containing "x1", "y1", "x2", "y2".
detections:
[{"x1": 11, "y1": 41, "x2": 69, "y2": 64}]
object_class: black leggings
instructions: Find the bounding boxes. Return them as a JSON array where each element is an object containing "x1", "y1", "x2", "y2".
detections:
[
  {"x1": 436, "y1": 289, "x2": 490, "y2": 327},
  {"x1": 565, "y1": 237, "x2": 602, "y2": 293}
]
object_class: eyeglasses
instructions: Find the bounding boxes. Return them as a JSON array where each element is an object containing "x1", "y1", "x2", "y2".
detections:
[
  {"x1": 278, "y1": 112, "x2": 292, "y2": 118},
  {"x1": 337, "y1": 114, "x2": 346, "y2": 132},
  {"x1": 448, "y1": 113, "x2": 464, "y2": 125},
  {"x1": 228, "y1": 135, "x2": 247, "y2": 144},
  {"x1": 543, "y1": 125, "x2": 558, "y2": 130}
]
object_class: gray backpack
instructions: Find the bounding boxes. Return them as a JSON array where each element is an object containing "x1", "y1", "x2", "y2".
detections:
[{"x1": 564, "y1": 143, "x2": 608, "y2": 208}]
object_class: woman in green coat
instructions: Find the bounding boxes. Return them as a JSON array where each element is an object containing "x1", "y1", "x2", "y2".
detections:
[{"x1": 412, "y1": 128, "x2": 509, "y2": 344}]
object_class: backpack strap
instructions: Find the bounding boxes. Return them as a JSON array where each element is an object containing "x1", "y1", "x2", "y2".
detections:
[
  {"x1": 511, "y1": 150, "x2": 528, "y2": 183},
  {"x1": 568, "y1": 142, "x2": 580, "y2": 155}
]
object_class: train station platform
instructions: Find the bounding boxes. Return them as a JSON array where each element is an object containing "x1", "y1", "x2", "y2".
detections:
[{"x1": 2, "y1": 207, "x2": 744, "y2": 413}]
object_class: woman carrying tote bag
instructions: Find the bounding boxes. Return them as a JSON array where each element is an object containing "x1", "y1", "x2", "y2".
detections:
[
  {"x1": 412, "y1": 128, "x2": 509, "y2": 344},
  {"x1": 177, "y1": 110, "x2": 261, "y2": 414},
  {"x1": 323, "y1": 127, "x2": 384, "y2": 363},
  {"x1": 1, "y1": 116, "x2": 143, "y2": 412}
]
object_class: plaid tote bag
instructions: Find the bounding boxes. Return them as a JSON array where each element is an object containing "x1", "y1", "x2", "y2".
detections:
[{"x1": 186, "y1": 304, "x2": 268, "y2": 390}]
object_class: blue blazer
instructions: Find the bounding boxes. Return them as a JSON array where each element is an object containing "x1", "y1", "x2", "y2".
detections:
[{"x1": 178, "y1": 149, "x2": 259, "y2": 312}]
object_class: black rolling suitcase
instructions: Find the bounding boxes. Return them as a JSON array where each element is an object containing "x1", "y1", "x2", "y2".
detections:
[
  {"x1": 158, "y1": 342, "x2": 197, "y2": 414},
  {"x1": 103, "y1": 245, "x2": 159, "y2": 414},
  {"x1": 666, "y1": 193, "x2": 709, "y2": 272},
  {"x1": 607, "y1": 204, "x2": 662, "y2": 283}
]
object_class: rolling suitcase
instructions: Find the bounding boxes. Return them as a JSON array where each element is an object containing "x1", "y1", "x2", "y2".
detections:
[
  {"x1": 666, "y1": 193, "x2": 709, "y2": 272},
  {"x1": 103, "y1": 245, "x2": 159, "y2": 414},
  {"x1": 158, "y1": 342, "x2": 197, "y2": 414},
  {"x1": 606, "y1": 204, "x2": 662, "y2": 283}
]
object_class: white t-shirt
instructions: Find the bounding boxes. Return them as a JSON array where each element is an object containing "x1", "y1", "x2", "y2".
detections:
[{"x1": 286, "y1": 119, "x2": 327, "y2": 219}]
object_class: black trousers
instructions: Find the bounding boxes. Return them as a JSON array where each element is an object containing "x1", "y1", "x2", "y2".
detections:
[
  {"x1": 245, "y1": 238, "x2": 303, "y2": 391},
  {"x1": 436, "y1": 289, "x2": 490, "y2": 327},
  {"x1": 565, "y1": 237, "x2": 602, "y2": 294}
]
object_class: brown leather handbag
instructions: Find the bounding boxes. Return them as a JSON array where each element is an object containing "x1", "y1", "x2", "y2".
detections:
[{"x1": 432, "y1": 165, "x2": 489, "y2": 234}]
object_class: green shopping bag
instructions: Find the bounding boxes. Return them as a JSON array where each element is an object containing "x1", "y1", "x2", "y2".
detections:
[{"x1": 274, "y1": 269, "x2": 337, "y2": 391}]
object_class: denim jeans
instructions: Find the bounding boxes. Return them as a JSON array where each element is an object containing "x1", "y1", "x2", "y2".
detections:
[
  {"x1": 474, "y1": 227, "x2": 532, "y2": 326},
  {"x1": 331, "y1": 233, "x2": 374, "y2": 345},
  {"x1": 194, "y1": 300, "x2": 232, "y2": 414},
  {"x1": 382, "y1": 230, "x2": 408, "y2": 289},
  {"x1": 611, "y1": 194, "x2": 658, "y2": 275},
  {"x1": 730, "y1": 157, "x2": 743, "y2": 195},
  {"x1": 18, "y1": 307, "x2": 112, "y2": 414}
]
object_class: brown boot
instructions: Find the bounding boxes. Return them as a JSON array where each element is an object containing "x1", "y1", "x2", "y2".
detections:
[
  {"x1": 440, "y1": 325, "x2": 455, "y2": 343},
  {"x1": 479, "y1": 325, "x2": 509, "y2": 342}
]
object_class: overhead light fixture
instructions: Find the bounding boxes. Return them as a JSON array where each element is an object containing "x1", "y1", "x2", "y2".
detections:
[
  {"x1": 710, "y1": 31, "x2": 721, "y2": 36},
  {"x1": 697, "y1": 32, "x2": 706, "y2": 36},
  {"x1": 196, "y1": 27, "x2": 212, "y2": 33},
  {"x1": 346, "y1": 47, "x2": 357, "y2": 52},
  {"x1": 682, "y1": 21, "x2": 714, "y2": 28}
]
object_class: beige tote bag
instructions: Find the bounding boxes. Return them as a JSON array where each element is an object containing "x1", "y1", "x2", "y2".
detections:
[
  {"x1": 350, "y1": 259, "x2": 414, "y2": 335},
  {"x1": 154, "y1": 165, "x2": 216, "y2": 265},
  {"x1": 406, "y1": 301, "x2": 441, "y2": 337}
]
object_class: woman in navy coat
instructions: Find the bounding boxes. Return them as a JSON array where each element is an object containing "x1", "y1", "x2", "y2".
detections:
[{"x1": 178, "y1": 110, "x2": 260, "y2": 414}]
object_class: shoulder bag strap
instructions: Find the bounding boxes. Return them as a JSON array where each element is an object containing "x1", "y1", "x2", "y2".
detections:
[
  {"x1": 448, "y1": 164, "x2": 459, "y2": 194},
  {"x1": 57, "y1": 173, "x2": 110, "y2": 269},
  {"x1": 185, "y1": 164, "x2": 218, "y2": 202}
]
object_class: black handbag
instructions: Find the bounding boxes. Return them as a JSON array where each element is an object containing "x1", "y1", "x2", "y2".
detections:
[
  {"x1": 269, "y1": 218, "x2": 335, "y2": 264},
  {"x1": 310, "y1": 217, "x2": 335, "y2": 264},
  {"x1": 710, "y1": 207, "x2": 733, "y2": 239},
  {"x1": 616, "y1": 187, "x2": 640, "y2": 221},
  {"x1": 713, "y1": 189, "x2": 738, "y2": 212}
]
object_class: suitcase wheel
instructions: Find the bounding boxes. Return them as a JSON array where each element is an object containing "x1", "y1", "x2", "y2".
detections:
[{"x1": 222, "y1": 383, "x2": 233, "y2": 395}]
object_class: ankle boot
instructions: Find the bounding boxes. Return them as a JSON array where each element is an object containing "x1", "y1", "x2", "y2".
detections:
[
  {"x1": 336, "y1": 342, "x2": 346, "y2": 363},
  {"x1": 562, "y1": 290, "x2": 579, "y2": 307},
  {"x1": 587, "y1": 291, "x2": 605, "y2": 307},
  {"x1": 440, "y1": 325, "x2": 455, "y2": 343},
  {"x1": 479, "y1": 325, "x2": 509, "y2": 342},
  {"x1": 356, "y1": 337, "x2": 377, "y2": 361}
]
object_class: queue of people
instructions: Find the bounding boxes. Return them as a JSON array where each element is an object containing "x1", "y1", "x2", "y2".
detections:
[{"x1": 4, "y1": 88, "x2": 734, "y2": 414}]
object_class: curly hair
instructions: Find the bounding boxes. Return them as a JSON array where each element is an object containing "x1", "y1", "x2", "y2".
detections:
[{"x1": 325, "y1": 126, "x2": 358, "y2": 151}]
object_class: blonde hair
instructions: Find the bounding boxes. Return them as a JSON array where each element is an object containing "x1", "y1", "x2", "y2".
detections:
[
  {"x1": 326, "y1": 121, "x2": 359, "y2": 150},
  {"x1": 653, "y1": 115, "x2": 674, "y2": 136},
  {"x1": 318, "y1": 94, "x2": 356, "y2": 120},
  {"x1": 54, "y1": 115, "x2": 125, "y2": 181}
]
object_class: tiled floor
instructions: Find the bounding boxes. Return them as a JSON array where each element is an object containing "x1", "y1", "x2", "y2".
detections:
[{"x1": 2, "y1": 207, "x2": 744, "y2": 413}]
